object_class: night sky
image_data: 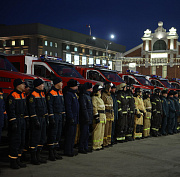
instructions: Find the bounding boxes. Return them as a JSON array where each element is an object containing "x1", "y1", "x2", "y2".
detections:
[{"x1": 1, "y1": 0, "x2": 180, "y2": 51}]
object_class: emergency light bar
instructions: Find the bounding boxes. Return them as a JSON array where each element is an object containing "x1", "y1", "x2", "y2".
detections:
[
  {"x1": 126, "y1": 70, "x2": 139, "y2": 74},
  {"x1": 40, "y1": 55, "x2": 63, "y2": 61}
]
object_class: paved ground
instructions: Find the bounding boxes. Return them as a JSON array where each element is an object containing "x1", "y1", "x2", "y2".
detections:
[{"x1": 1, "y1": 134, "x2": 180, "y2": 177}]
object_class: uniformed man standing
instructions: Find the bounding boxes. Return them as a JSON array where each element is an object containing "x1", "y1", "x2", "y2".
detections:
[
  {"x1": 126, "y1": 83, "x2": 135, "y2": 141},
  {"x1": 160, "y1": 90, "x2": 169, "y2": 135},
  {"x1": 151, "y1": 89, "x2": 162, "y2": 137},
  {"x1": 172, "y1": 91, "x2": 180, "y2": 133},
  {"x1": 63, "y1": 79, "x2": 79, "y2": 157},
  {"x1": 78, "y1": 82, "x2": 93, "y2": 153},
  {"x1": 101, "y1": 82, "x2": 114, "y2": 147},
  {"x1": 143, "y1": 91, "x2": 152, "y2": 138},
  {"x1": 116, "y1": 83, "x2": 128, "y2": 142},
  {"x1": 111, "y1": 84, "x2": 118, "y2": 144},
  {"x1": 92, "y1": 84, "x2": 106, "y2": 150},
  {"x1": 167, "y1": 90, "x2": 176, "y2": 135},
  {"x1": 7, "y1": 79, "x2": 27, "y2": 169},
  {"x1": 0, "y1": 89, "x2": 6, "y2": 144},
  {"x1": 134, "y1": 88, "x2": 146, "y2": 139},
  {"x1": 28, "y1": 78, "x2": 48, "y2": 165},
  {"x1": 46, "y1": 77, "x2": 64, "y2": 161}
]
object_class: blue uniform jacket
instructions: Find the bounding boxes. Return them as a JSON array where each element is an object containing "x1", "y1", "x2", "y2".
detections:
[
  {"x1": 168, "y1": 97, "x2": 176, "y2": 119},
  {"x1": 64, "y1": 88, "x2": 79, "y2": 124},
  {"x1": 161, "y1": 96, "x2": 169, "y2": 118},
  {"x1": 0, "y1": 92, "x2": 5, "y2": 128},
  {"x1": 172, "y1": 97, "x2": 180, "y2": 117},
  {"x1": 111, "y1": 92, "x2": 118, "y2": 120}
]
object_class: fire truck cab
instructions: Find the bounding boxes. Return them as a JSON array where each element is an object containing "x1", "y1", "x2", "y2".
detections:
[
  {"x1": 75, "y1": 65, "x2": 125, "y2": 86},
  {"x1": 0, "y1": 54, "x2": 51, "y2": 98},
  {"x1": 7, "y1": 55, "x2": 98, "y2": 87},
  {"x1": 118, "y1": 72, "x2": 154, "y2": 92}
]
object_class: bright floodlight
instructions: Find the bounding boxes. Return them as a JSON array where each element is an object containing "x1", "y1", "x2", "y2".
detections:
[
  {"x1": 92, "y1": 36, "x2": 96, "y2": 40},
  {"x1": 110, "y1": 34, "x2": 115, "y2": 39}
]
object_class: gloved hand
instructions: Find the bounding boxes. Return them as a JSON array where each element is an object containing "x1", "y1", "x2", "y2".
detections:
[
  {"x1": 49, "y1": 118, "x2": 55, "y2": 128},
  {"x1": 11, "y1": 121, "x2": 17, "y2": 133},
  {"x1": 95, "y1": 118, "x2": 100, "y2": 124},
  {"x1": 33, "y1": 118, "x2": 40, "y2": 129}
]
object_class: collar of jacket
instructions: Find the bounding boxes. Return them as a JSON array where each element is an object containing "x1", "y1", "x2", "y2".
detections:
[
  {"x1": 34, "y1": 88, "x2": 43, "y2": 93},
  {"x1": 94, "y1": 92, "x2": 101, "y2": 97},
  {"x1": 68, "y1": 88, "x2": 78, "y2": 93},
  {"x1": 14, "y1": 89, "x2": 22, "y2": 94},
  {"x1": 52, "y1": 86, "x2": 60, "y2": 92}
]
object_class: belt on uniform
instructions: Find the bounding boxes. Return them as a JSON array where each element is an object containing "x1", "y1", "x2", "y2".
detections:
[
  {"x1": 146, "y1": 109, "x2": 151, "y2": 112},
  {"x1": 98, "y1": 110, "x2": 106, "y2": 114},
  {"x1": 105, "y1": 109, "x2": 114, "y2": 114},
  {"x1": 54, "y1": 112, "x2": 62, "y2": 115}
]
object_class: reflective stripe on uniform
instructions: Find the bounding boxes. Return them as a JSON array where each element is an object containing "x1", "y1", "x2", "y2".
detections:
[
  {"x1": 117, "y1": 100, "x2": 121, "y2": 104},
  {"x1": 116, "y1": 137, "x2": 125, "y2": 140},
  {"x1": 8, "y1": 155, "x2": 18, "y2": 159}
]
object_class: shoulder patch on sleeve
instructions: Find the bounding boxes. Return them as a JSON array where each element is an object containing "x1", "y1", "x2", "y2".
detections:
[{"x1": 47, "y1": 95, "x2": 51, "y2": 101}]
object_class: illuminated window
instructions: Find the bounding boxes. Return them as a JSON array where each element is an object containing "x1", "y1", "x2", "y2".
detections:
[
  {"x1": 82, "y1": 48, "x2": 85, "y2": 53},
  {"x1": 55, "y1": 53, "x2": 58, "y2": 57},
  {"x1": 74, "y1": 55, "x2": 79, "y2": 65},
  {"x1": 12, "y1": 50, "x2": 15, "y2": 54},
  {"x1": 74, "y1": 47, "x2": 78, "y2": 52},
  {"x1": 21, "y1": 50, "x2": 24, "y2": 54},
  {"x1": 50, "y1": 52, "x2": 52, "y2": 56},
  {"x1": 66, "y1": 45, "x2": 70, "y2": 50},
  {"x1": 96, "y1": 51, "x2": 99, "y2": 56},
  {"x1": 96, "y1": 59, "x2": 100, "y2": 64},
  {"x1": 45, "y1": 51, "x2": 48, "y2": 55},
  {"x1": 102, "y1": 60, "x2": 106, "y2": 65},
  {"x1": 12, "y1": 41, "x2": 15, "y2": 46},
  {"x1": 103, "y1": 52, "x2": 105, "y2": 56},
  {"x1": 50, "y1": 42, "x2": 53, "y2": 47},
  {"x1": 82, "y1": 56, "x2": 86, "y2": 65},
  {"x1": 108, "y1": 61, "x2": 112, "y2": 69},
  {"x1": 55, "y1": 43, "x2": 57, "y2": 48},
  {"x1": 66, "y1": 53, "x2": 71, "y2": 63},
  {"x1": 89, "y1": 57, "x2": 94, "y2": 64},
  {"x1": 21, "y1": 40, "x2": 24, "y2": 46},
  {"x1": 45, "y1": 41, "x2": 48, "y2": 46}
]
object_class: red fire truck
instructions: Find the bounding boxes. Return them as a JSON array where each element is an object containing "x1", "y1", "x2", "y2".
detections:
[
  {"x1": 0, "y1": 54, "x2": 51, "y2": 98},
  {"x1": 6, "y1": 55, "x2": 98, "y2": 87},
  {"x1": 75, "y1": 65, "x2": 125, "y2": 86},
  {"x1": 118, "y1": 72, "x2": 154, "y2": 92}
]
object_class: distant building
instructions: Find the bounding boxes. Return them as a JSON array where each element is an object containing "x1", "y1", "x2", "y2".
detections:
[
  {"x1": 0, "y1": 23, "x2": 126, "y2": 70},
  {"x1": 117, "y1": 21, "x2": 180, "y2": 78}
]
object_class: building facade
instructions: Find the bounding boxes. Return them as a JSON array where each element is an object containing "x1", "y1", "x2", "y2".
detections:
[
  {"x1": 116, "y1": 21, "x2": 180, "y2": 78},
  {"x1": 0, "y1": 23, "x2": 126, "y2": 70}
]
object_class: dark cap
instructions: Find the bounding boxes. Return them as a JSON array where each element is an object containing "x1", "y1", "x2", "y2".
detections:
[
  {"x1": 168, "y1": 90, "x2": 174, "y2": 96},
  {"x1": 53, "y1": 77, "x2": 62, "y2": 85},
  {"x1": 93, "y1": 84, "x2": 103, "y2": 93},
  {"x1": 161, "y1": 90, "x2": 168, "y2": 94},
  {"x1": 33, "y1": 78, "x2": 44, "y2": 88},
  {"x1": 13, "y1": 79, "x2": 24, "y2": 88},
  {"x1": 67, "y1": 79, "x2": 78, "y2": 87},
  {"x1": 84, "y1": 82, "x2": 92, "y2": 90}
]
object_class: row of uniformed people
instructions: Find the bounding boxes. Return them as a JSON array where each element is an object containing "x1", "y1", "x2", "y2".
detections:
[{"x1": 2, "y1": 78, "x2": 180, "y2": 169}]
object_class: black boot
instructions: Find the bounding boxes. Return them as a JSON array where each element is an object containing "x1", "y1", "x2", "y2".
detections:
[
  {"x1": 37, "y1": 150, "x2": 47, "y2": 163},
  {"x1": 10, "y1": 158, "x2": 20, "y2": 169},
  {"x1": 31, "y1": 151, "x2": 40, "y2": 165},
  {"x1": 49, "y1": 149, "x2": 56, "y2": 161},
  {"x1": 53, "y1": 149, "x2": 63, "y2": 160},
  {"x1": 16, "y1": 157, "x2": 27, "y2": 168},
  {"x1": 21, "y1": 151, "x2": 30, "y2": 162}
]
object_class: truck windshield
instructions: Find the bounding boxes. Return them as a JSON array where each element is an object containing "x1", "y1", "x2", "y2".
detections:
[
  {"x1": 0, "y1": 56, "x2": 18, "y2": 72},
  {"x1": 135, "y1": 76, "x2": 153, "y2": 86},
  {"x1": 161, "y1": 80, "x2": 175, "y2": 88},
  {"x1": 100, "y1": 70, "x2": 125, "y2": 83},
  {"x1": 48, "y1": 62, "x2": 84, "y2": 78}
]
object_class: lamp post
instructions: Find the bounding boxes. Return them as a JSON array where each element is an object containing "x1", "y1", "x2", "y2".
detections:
[{"x1": 92, "y1": 34, "x2": 115, "y2": 59}]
